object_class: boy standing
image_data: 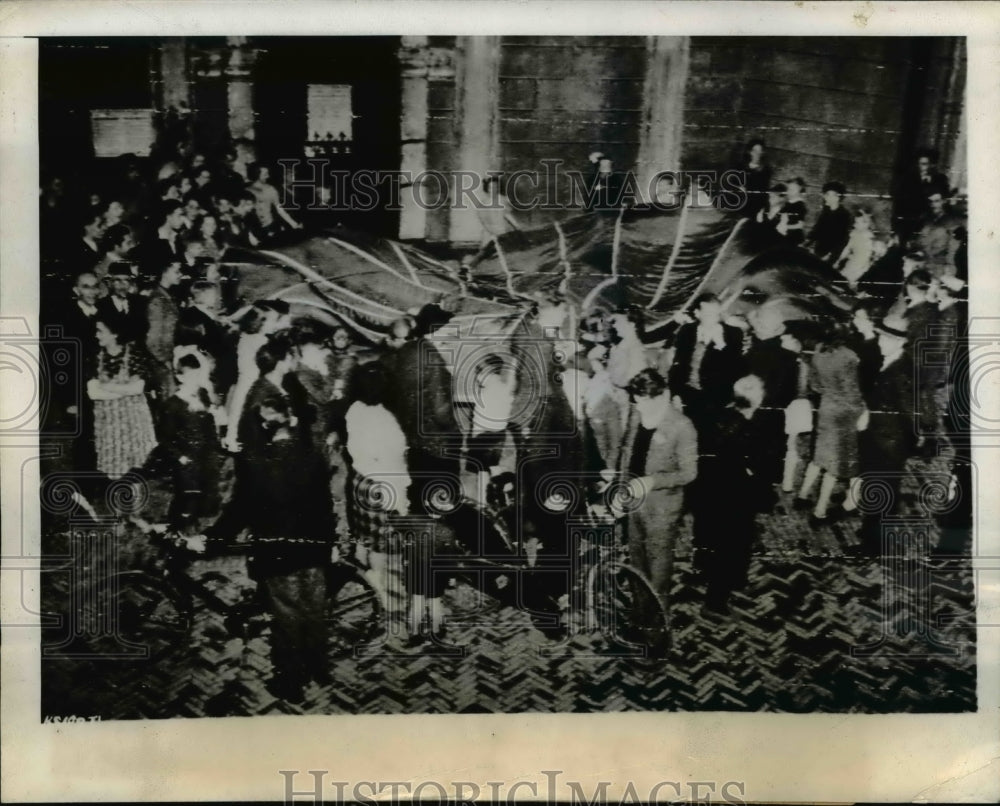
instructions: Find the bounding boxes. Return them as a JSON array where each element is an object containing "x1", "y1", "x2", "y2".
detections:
[{"x1": 807, "y1": 181, "x2": 852, "y2": 263}]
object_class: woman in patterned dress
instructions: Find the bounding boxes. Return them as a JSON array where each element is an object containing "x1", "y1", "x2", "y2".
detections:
[{"x1": 88, "y1": 318, "x2": 158, "y2": 480}]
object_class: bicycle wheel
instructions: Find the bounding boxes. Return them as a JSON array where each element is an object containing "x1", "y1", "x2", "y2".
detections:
[
  {"x1": 325, "y1": 562, "x2": 383, "y2": 656},
  {"x1": 587, "y1": 561, "x2": 669, "y2": 656}
]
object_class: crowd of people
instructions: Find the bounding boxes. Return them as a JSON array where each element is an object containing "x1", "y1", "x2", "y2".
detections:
[{"x1": 40, "y1": 136, "x2": 969, "y2": 700}]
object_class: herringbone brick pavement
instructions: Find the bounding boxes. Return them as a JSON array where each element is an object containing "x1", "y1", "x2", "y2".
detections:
[{"x1": 39, "y1": 453, "x2": 976, "y2": 718}]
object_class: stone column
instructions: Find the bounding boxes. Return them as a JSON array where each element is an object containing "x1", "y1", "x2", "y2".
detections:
[
  {"x1": 449, "y1": 35, "x2": 501, "y2": 246},
  {"x1": 950, "y1": 101, "x2": 967, "y2": 194},
  {"x1": 636, "y1": 37, "x2": 690, "y2": 201},
  {"x1": 159, "y1": 38, "x2": 189, "y2": 111},
  {"x1": 226, "y1": 36, "x2": 257, "y2": 144},
  {"x1": 398, "y1": 37, "x2": 431, "y2": 241},
  {"x1": 935, "y1": 38, "x2": 966, "y2": 193}
]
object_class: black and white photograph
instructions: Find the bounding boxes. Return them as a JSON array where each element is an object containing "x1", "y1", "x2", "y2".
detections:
[
  {"x1": 2, "y1": 2, "x2": 999, "y2": 803},
  {"x1": 31, "y1": 29, "x2": 979, "y2": 716}
]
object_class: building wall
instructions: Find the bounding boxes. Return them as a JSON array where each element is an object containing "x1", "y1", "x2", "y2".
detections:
[
  {"x1": 682, "y1": 37, "x2": 966, "y2": 218},
  {"x1": 414, "y1": 35, "x2": 967, "y2": 242},
  {"x1": 495, "y1": 36, "x2": 648, "y2": 227},
  {"x1": 39, "y1": 35, "x2": 966, "y2": 244}
]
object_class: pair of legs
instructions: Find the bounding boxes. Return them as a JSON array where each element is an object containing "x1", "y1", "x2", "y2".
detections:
[
  {"x1": 782, "y1": 433, "x2": 810, "y2": 493},
  {"x1": 262, "y1": 564, "x2": 328, "y2": 699},
  {"x1": 798, "y1": 462, "x2": 861, "y2": 518},
  {"x1": 626, "y1": 499, "x2": 680, "y2": 632},
  {"x1": 916, "y1": 382, "x2": 945, "y2": 454},
  {"x1": 401, "y1": 521, "x2": 442, "y2": 639},
  {"x1": 703, "y1": 525, "x2": 754, "y2": 612}
]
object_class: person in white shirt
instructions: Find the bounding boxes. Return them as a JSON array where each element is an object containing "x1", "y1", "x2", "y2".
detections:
[{"x1": 466, "y1": 352, "x2": 517, "y2": 507}]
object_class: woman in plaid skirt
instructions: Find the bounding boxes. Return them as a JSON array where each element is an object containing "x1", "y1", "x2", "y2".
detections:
[{"x1": 344, "y1": 362, "x2": 411, "y2": 609}]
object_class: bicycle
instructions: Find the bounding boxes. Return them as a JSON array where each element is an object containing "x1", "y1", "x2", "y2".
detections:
[
  {"x1": 41, "y1": 526, "x2": 382, "y2": 663},
  {"x1": 393, "y1": 477, "x2": 671, "y2": 658}
]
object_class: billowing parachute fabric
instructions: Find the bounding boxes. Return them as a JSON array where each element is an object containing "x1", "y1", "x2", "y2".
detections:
[
  {"x1": 471, "y1": 205, "x2": 854, "y2": 322},
  {"x1": 725, "y1": 248, "x2": 856, "y2": 324},
  {"x1": 220, "y1": 229, "x2": 522, "y2": 343},
  {"x1": 218, "y1": 210, "x2": 853, "y2": 348},
  {"x1": 468, "y1": 205, "x2": 746, "y2": 311}
]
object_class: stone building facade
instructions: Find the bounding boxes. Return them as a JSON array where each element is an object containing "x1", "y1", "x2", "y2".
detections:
[{"x1": 40, "y1": 35, "x2": 966, "y2": 245}]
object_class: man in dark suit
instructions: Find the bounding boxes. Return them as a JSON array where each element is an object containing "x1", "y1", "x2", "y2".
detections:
[
  {"x1": 96, "y1": 262, "x2": 146, "y2": 345},
  {"x1": 65, "y1": 211, "x2": 104, "y2": 275},
  {"x1": 666, "y1": 292, "x2": 746, "y2": 433},
  {"x1": 745, "y1": 315, "x2": 809, "y2": 492},
  {"x1": 139, "y1": 200, "x2": 186, "y2": 280},
  {"x1": 893, "y1": 148, "x2": 951, "y2": 237},
  {"x1": 898, "y1": 269, "x2": 948, "y2": 456},
  {"x1": 174, "y1": 280, "x2": 237, "y2": 398},
  {"x1": 857, "y1": 318, "x2": 917, "y2": 555},
  {"x1": 61, "y1": 270, "x2": 101, "y2": 345},
  {"x1": 806, "y1": 181, "x2": 852, "y2": 263}
]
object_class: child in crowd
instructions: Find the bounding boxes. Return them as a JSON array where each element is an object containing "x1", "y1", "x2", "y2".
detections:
[{"x1": 835, "y1": 209, "x2": 876, "y2": 287}]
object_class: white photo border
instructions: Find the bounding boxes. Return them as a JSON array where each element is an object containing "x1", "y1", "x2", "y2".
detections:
[{"x1": 2, "y1": 2, "x2": 999, "y2": 802}]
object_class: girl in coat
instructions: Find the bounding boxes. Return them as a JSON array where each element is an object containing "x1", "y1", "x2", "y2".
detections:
[{"x1": 796, "y1": 322, "x2": 867, "y2": 526}]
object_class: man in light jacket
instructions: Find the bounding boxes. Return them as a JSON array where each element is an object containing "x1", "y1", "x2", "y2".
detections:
[{"x1": 614, "y1": 368, "x2": 698, "y2": 653}]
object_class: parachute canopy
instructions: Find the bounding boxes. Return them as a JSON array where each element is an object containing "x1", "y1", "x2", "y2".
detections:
[{"x1": 220, "y1": 206, "x2": 853, "y2": 345}]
